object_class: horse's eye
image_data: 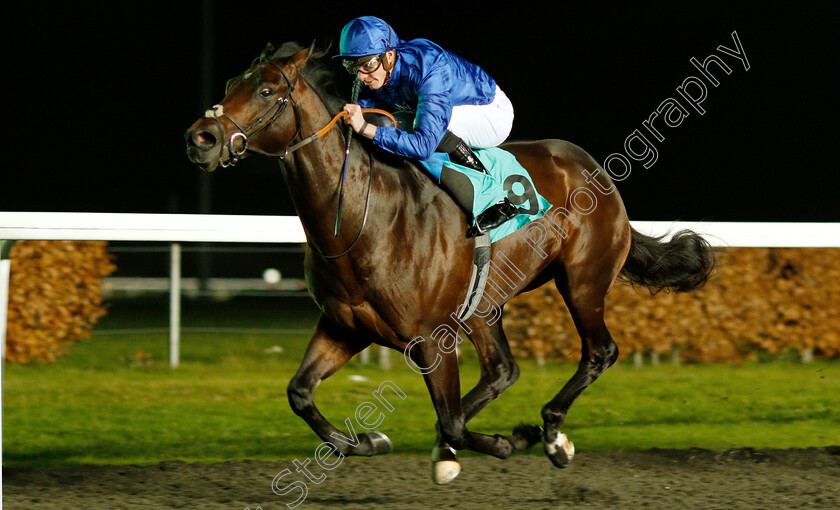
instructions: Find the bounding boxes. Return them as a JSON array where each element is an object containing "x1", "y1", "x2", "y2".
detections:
[{"x1": 259, "y1": 88, "x2": 273, "y2": 98}]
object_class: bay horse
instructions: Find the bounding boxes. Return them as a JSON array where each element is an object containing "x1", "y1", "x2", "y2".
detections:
[{"x1": 185, "y1": 42, "x2": 715, "y2": 483}]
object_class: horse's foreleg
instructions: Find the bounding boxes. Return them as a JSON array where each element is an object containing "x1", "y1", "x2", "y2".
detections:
[
  {"x1": 462, "y1": 319, "x2": 541, "y2": 443},
  {"x1": 287, "y1": 314, "x2": 392, "y2": 457},
  {"x1": 459, "y1": 319, "x2": 520, "y2": 422},
  {"x1": 430, "y1": 318, "x2": 541, "y2": 484},
  {"x1": 410, "y1": 336, "x2": 535, "y2": 484},
  {"x1": 541, "y1": 274, "x2": 619, "y2": 468}
]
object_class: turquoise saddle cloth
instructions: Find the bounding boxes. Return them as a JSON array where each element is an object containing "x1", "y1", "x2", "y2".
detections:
[{"x1": 418, "y1": 147, "x2": 553, "y2": 243}]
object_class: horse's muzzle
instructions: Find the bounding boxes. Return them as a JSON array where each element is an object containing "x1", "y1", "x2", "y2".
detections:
[{"x1": 185, "y1": 119, "x2": 223, "y2": 172}]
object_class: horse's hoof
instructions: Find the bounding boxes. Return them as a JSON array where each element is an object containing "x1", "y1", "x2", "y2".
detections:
[
  {"x1": 543, "y1": 432, "x2": 575, "y2": 468},
  {"x1": 362, "y1": 431, "x2": 393, "y2": 456},
  {"x1": 433, "y1": 460, "x2": 462, "y2": 485},
  {"x1": 431, "y1": 445, "x2": 461, "y2": 485}
]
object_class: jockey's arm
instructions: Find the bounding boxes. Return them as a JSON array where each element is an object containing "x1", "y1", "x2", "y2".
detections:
[
  {"x1": 342, "y1": 103, "x2": 378, "y2": 139},
  {"x1": 346, "y1": 63, "x2": 454, "y2": 160}
]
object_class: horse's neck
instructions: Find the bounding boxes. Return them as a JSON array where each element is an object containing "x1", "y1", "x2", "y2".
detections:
[
  {"x1": 280, "y1": 77, "x2": 452, "y2": 258},
  {"x1": 280, "y1": 85, "x2": 374, "y2": 252}
]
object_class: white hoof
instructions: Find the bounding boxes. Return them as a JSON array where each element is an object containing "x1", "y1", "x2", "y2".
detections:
[
  {"x1": 433, "y1": 460, "x2": 462, "y2": 485},
  {"x1": 544, "y1": 432, "x2": 575, "y2": 461},
  {"x1": 431, "y1": 445, "x2": 461, "y2": 485}
]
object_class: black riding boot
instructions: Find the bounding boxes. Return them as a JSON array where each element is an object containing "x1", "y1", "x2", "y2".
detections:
[
  {"x1": 448, "y1": 140, "x2": 489, "y2": 175},
  {"x1": 438, "y1": 130, "x2": 488, "y2": 174},
  {"x1": 436, "y1": 131, "x2": 521, "y2": 237}
]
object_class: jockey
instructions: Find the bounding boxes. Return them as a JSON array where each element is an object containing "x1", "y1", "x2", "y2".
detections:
[{"x1": 336, "y1": 15, "x2": 520, "y2": 237}]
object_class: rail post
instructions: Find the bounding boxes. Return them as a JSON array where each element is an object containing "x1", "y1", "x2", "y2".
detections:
[
  {"x1": 1, "y1": 240, "x2": 15, "y2": 364},
  {"x1": 169, "y1": 242, "x2": 181, "y2": 368}
]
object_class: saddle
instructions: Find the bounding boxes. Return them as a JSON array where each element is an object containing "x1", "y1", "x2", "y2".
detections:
[{"x1": 364, "y1": 112, "x2": 553, "y2": 321}]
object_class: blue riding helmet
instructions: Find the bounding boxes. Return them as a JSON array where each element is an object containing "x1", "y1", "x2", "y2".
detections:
[{"x1": 334, "y1": 16, "x2": 400, "y2": 58}]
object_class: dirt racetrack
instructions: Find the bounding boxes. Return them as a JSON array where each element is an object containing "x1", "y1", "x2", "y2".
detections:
[{"x1": 4, "y1": 447, "x2": 839, "y2": 509}]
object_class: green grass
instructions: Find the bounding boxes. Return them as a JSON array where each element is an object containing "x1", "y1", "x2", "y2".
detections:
[{"x1": 3, "y1": 296, "x2": 839, "y2": 467}]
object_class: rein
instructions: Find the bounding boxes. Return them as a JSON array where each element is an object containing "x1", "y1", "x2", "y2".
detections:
[
  {"x1": 204, "y1": 60, "x2": 394, "y2": 164},
  {"x1": 204, "y1": 58, "x2": 396, "y2": 259}
]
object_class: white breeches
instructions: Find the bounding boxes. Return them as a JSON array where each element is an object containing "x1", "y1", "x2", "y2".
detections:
[{"x1": 447, "y1": 85, "x2": 514, "y2": 149}]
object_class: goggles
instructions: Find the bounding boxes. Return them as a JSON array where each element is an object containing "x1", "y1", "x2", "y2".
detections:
[{"x1": 342, "y1": 54, "x2": 386, "y2": 75}]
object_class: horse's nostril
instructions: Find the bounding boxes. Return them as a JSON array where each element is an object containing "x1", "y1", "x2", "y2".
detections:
[{"x1": 191, "y1": 130, "x2": 217, "y2": 149}]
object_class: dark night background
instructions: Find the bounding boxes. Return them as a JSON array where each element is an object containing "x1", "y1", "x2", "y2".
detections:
[{"x1": 3, "y1": 1, "x2": 839, "y2": 223}]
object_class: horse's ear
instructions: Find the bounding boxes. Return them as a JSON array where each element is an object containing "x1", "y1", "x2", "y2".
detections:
[
  {"x1": 306, "y1": 40, "x2": 317, "y2": 61},
  {"x1": 261, "y1": 43, "x2": 276, "y2": 60},
  {"x1": 289, "y1": 41, "x2": 317, "y2": 71}
]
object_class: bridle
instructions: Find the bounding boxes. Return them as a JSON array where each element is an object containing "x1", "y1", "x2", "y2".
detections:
[
  {"x1": 203, "y1": 56, "x2": 394, "y2": 259},
  {"x1": 204, "y1": 59, "x2": 304, "y2": 167}
]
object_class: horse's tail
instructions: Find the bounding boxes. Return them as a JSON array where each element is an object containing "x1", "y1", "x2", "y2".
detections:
[{"x1": 618, "y1": 226, "x2": 716, "y2": 294}]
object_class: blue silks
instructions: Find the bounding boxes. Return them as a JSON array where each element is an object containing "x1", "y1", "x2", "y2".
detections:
[{"x1": 418, "y1": 148, "x2": 553, "y2": 243}]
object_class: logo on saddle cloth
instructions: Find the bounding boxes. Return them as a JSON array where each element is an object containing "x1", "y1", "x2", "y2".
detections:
[
  {"x1": 420, "y1": 147, "x2": 553, "y2": 243},
  {"x1": 419, "y1": 148, "x2": 554, "y2": 322}
]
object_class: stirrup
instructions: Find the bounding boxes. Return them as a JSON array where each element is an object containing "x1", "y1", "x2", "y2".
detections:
[
  {"x1": 466, "y1": 198, "x2": 521, "y2": 238},
  {"x1": 466, "y1": 223, "x2": 487, "y2": 238}
]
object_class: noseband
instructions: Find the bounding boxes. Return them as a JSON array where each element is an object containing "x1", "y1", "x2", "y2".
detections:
[{"x1": 204, "y1": 60, "x2": 303, "y2": 167}]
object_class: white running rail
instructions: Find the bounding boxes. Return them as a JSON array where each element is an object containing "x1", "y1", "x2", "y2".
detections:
[{"x1": 2, "y1": 212, "x2": 839, "y2": 367}]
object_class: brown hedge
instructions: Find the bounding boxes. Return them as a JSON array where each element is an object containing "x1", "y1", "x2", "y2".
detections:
[
  {"x1": 6, "y1": 241, "x2": 116, "y2": 363},
  {"x1": 504, "y1": 248, "x2": 840, "y2": 364}
]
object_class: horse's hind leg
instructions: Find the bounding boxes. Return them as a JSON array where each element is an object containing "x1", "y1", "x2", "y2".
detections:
[
  {"x1": 542, "y1": 265, "x2": 619, "y2": 468},
  {"x1": 431, "y1": 318, "x2": 541, "y2": 483},
  {"x1": 287, "y1": 314, "x2": 392, "y2": 457}
]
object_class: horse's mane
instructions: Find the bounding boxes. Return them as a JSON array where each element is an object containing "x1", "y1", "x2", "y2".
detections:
[
  {"x1": 268, "y1": 41, "x2": 435, "y2": 192},
  {"x1": 269, "y1": 41, "x2": 417, "y2": 171},
  {"x1": 269, "y1": 41, "x2": 348, "y2": 116}
]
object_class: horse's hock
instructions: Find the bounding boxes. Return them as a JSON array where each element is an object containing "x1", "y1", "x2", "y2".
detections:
[{"x1": 505, "y1": 247, "x2": 840, "y2": 364}]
